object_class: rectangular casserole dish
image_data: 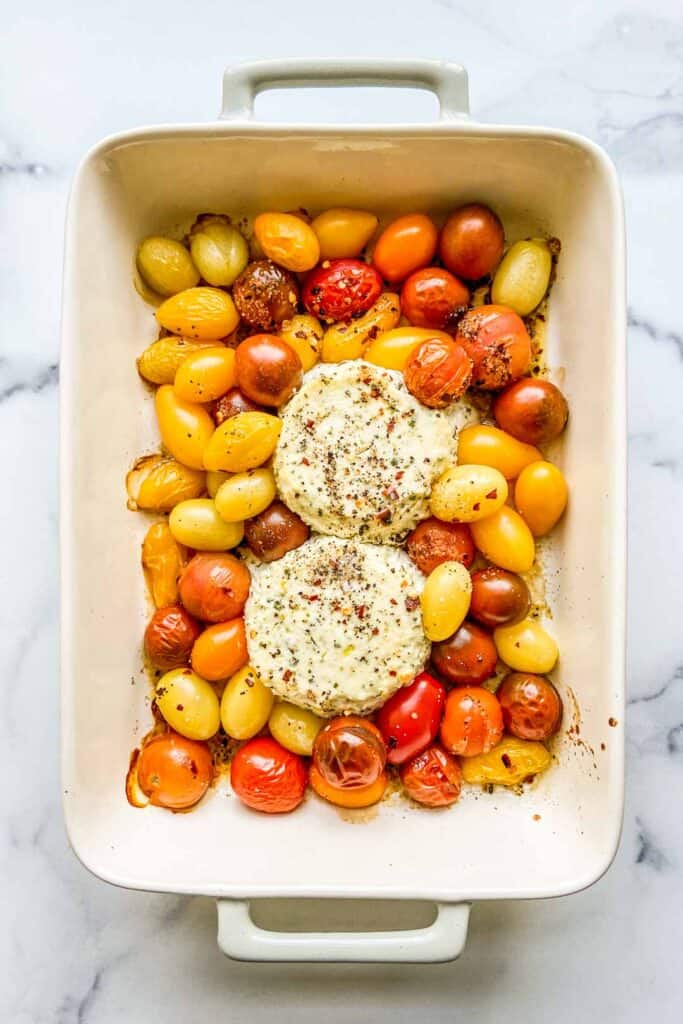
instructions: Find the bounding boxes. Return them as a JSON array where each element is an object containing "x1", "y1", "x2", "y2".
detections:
[{"x1": 61, "y1": 59, "x2": 626, "y2": 962}]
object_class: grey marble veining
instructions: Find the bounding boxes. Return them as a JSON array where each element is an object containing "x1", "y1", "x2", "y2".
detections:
[{"x1": 1, "y1": 1, "x2": 682, "y2": 1020}]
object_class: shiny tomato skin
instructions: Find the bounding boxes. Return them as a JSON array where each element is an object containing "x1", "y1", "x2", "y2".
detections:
[
  {"x1": 372, "y1": 214, "x2": 438, "y2": 283},
  {"x1": 497, "y1": 672, "x2": 562, "y2": 741},
  {"x1": 404, "y1": 337, "x2": 473, "y2": 408},
  {"x1": 400, "y1": 267, "x2": 470, "y2": 330},
  {"x1": 440, "y1": 686, "x2": 504, "y2": 757},
  {"x1": 244, "y1": 500, "x2": 310, "y2": 562},
  {"x1": 376, "y1": 671, "x2": 446, "y2": 765},
  {"x1": 469, "y1": 567, "x2": 530, "y2": 629},
  {"x1": 178, "y1": 553, "x2": 250, "y2": 622},
  {"x1": 400, "y1": 744, "x2": 463, "y2": 807},
  {"x1": 144, "y1": 605, "x2": 201, "y2": 670},
  {"x1": 302, "y1": 259, "x2": 382, "y2": 323},
  {"x1": 456, "y1": 305, "x2": 531, "y2": 390},
  {"x1": 137, "y1": 731, "x2": 213, "y2": 810},
  {"x1": 406, "y1": 518, "x2": 475, "y2": 575},
  {"x1": 235, "y1": 334, "x2": 302, "y2": 407},
  {"x1": 492, "y1": 377, "x2": 569, "y2": 446},
  {"x1": 313, "y1": 717, "x2": 386, "y2": 789},
  {"x1": 230, "y1": 736, "x2": 307, "y2": 813},
  {"x1": 439, "y1": 204, "x2": 505, "y2": 280},
  {"x1": 212, "y1": 387, "x2": 264, "y2": 425},
  {"x1": 431, "y1": 620, "x2": 498, "y2": 687}
]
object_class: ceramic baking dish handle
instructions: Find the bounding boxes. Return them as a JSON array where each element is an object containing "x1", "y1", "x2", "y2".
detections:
[
  {"x1": 216, "y1": 899, "x2": 470, "y2": 963},
  {"x1": 221, "y1": 58, "x2": 469, "y2": 123}
]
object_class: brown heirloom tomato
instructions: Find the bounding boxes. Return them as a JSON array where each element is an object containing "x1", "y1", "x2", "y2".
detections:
[
  {"x1": 400, "y1": 267, "x2": 470, "y2": 330},
  {"x1": 313, "y1": 716, "x2": 386, "y2": 790},
  {"x1": 439, "y1": 204, "x2": 505, "y2": 280},
  {"x1": 190, "y1": 617, "x2": 247, "y2": 681},
  {"x1": 401, "y1": 744, "x2": 463, "y2": 807},
  {"x1": 302, "y1": 258, "x2": 383, "y2": 323},
  {"x1": 440, "y1": 686, "x2": 504, "y2": 757},
  {"x1": 244, "y1": 500, "x2": 310, "y2": 562},
  {"x1": 144, "y1": 605, "x2": 201, "y2": 670},
  {"x1": 179, "y1": 553, "x2": 250, "y2": 622},
  {"x1": 212, "y1": 387, "x2": 264, "y2": 425},
  {"x1": 492, "y1": 377, "x2": 569, "y2": 446},
  {"x1": 431, "y1": 621, "x2": 498, "y2": 687},
  {"x1": 372, "y1": 214, "x2": 438, "y2": 283},
  {"x1": 469, "y1": 568, "x2": 530, "y2": 629},
  {"x1": 137, "y1": 731, "x2": 213, "y2": 810},
  {"x1": 376, "y1": 671, "x2": 446, "y2": 765},
  {"x1": 456, "y1": 305, "x2": 531, "y2": 390},
  {"x1": 235, "y1": 334, "x2": 302, "y2": 407},
  {"x1": 404, "y1": 337, "x2": 473, "y2": 408},
  {"x1": 497, "y1": 672, "x2": 562, "y2": 741},
  {"x1": 406, "y1": 518, "x2": 475, "y2": 575},
  {"x1": 232, "y1": 259, "x2": 299, "y2": 330},
  {"x1": 231, "y1": 736, "x2": 307, "y2": 813}
]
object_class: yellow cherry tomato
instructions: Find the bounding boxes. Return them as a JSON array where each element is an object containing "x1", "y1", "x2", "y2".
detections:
[
  {"x1": 457, "y1": 425, "x2": 542, "y2": 480},
  {"x1": 155, "y1": 668, "x2": 220, "y2": 740},
  {"x1": 494, "y1": 618, "x2": 559, "y2": 673},
  {"x1": 470, "y1": 506, "x2": 535, "y2": 573},
  {"x1": 279, "y1": 314, "x2": 323, "y2": 371},
  {"x1": 136, "y1": 237, "x2": 199, "y2": 296},
  {"x1": 253, "y1": 212, "x2": 320, "y2": 272},
  {"x1": 206, "y1": 470, "x2": 231, "y2": 497},
  {"x1": 268, "y1": 702, "x2": 325, "y2": 756},
  {"x1": 141, "y1": 521, "x2": 187, "y2": 609},
  {"x1": 491, "y1": 239, "x2": 552, "y2": 316},
  {"x1": 169, "y1": 498, "x2": 244, "y2": 551},
  {"x1": 364, "y1": 326, "x2": 454, "y2": 371},
  {"x1": 156, "y1": 287, "x2": 239, "y2": 340},
  {"x1": 214, "y1": 469, "x2": 276, "y2": 522},
  {"x1": 421, "y1": 560, "x2": 472, "y2": 641},
  {"x1": 429, "y1": 465, "x2": 508, "y2": 523},
  {"x1": 155, "y1": 385, "x2": 215, "y2": 470},
  {"x1": 220, "y1": 665, "x2": 275, "y2": 740},
  {"x1": 137, "y1": 336, "x2": 222, "y2": 385},
  {"x1": 174, "y1": 347, "x2": 236, "y2": 403},
  {"x1": 311, "y1": 208, "x2": 379, "y2": 260},
  {"x1": 515, "y1": 461, "x2": 568, "y2": 536},
  {"x1": 461, "y1": 736, "x2": 551, "y2": 786},
  {"x1": 203, "y1": 411, "x2": 282, "y2": 473},
  {"x1": 126, "y1": 454, "x2": 205, "y2": 512},
  {"x1": 321, "y1": 292, "x2": 401, "y2": 362}
]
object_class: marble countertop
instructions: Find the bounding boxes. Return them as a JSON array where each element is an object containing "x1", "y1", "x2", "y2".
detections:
[{"x1": 2, "y1": 0, "x2": 682, "y2": 1020}]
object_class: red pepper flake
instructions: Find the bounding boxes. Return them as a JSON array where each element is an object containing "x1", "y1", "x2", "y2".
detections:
[
  {"x1": 176, "y1": 704, "x2": 184, "y2": 711},
  {"x1": 283, "y1": 669, "x2": 292, "y2": 682},
  {"x1": 501, "y1": 753, "x2": 512, "y2": 768},
  {"x1": 371, "y1": 627, "x2": 380, "y2": 636},
  {"x1": 472, "y1": 502, "x2": 481, "y2": 511},
  {"x1": 387, "y1": 418, "x2": 396, "y2": 434},
  {"x1": 608, "y1": 717, "x2": 618, "y2": 727},
  {"x1": 356, "y1": 605, "x2": 366, "y2": 620},
  {"x1": 405, "y1": 595, "x2": 419, "y2": 612},
  {"x1": 395, "y1": 470, "x2": 404, "y2": 481},
  {"x1": 305, "y1": 419, "x2": 315, "y2": 430},
  {"x1": 388, "y1": 670, "x2": 397, "y2": 677},
  {"x1": 389, "y1": 598, "x2": 398, "y2": 606},
  {"x1": 301, "y1": 457, "x2": 310, "y2": 466},
  {"x1": 485, "y1": 489, "x2": 498, "y2": 500},
  {"x1": 307, "y1": 594, "x2": 320, "y2": 602},
  {"x1": 533, "y1": 813, "x2": 541, "y2": 821}
]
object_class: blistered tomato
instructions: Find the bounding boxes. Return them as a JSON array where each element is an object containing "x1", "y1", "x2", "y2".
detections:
[
  {"x1": 144, "y1": 605, "x2": 201, "y2": 670},
  {"x1": 404, "y1": 338, "x2": 473, "y2": 408},
  {"x1": 497, "y1": 672, "x2": 562, "y2": 741},
  {"x1": 400, "y1": 745, "x2": 463, "y2": 807},
  {"x1": 376, "y1": 671, "x2": 446, "y2": 765},
  {"x1": 136, "y1": 732, "x2": 213, "y2": 810},
  {"x1": 439, "y1": 204, "x2": 505, "y2": 280},
  {"x1": 313, "y1": 717, "x2": 386, "y2": 789},
  {"x1": 400, "y1": 267, "x2": 469, "y2": 330},
  {"x1": 309, "y1": 765, "x2": 387, "y2": 809},
  {"x1": 231, "y1": 736, "x2": 307, "y2": 813},
  {"x1": 440, "y1": 686, "x2": 504, "y2": 758},
  {"x1": 372, "y1": 214, "x2": 438, "y2": 283},
  {"x1": 178, "y1": 552, "x2": 250, "y2": 622},
  {"x1": 405, "y1": 518, "x2": 475, "y2": 575},
  {"x1": 212, "y1": 388, "x2": 264, "y2": 426},
  {"x1": 430, "y1": 620, "x2": 498, "y2": 686},
  {"x1": 303, "y1": 259, "x2": 383, "y2": 323},
  {"x1": 456, "y1": 305, "x2": 531, "y2": 390}
]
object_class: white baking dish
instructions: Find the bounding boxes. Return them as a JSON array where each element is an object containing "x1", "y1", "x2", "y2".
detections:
[{"x1": 61, "y1": 59, "x2": 626, "y2": 963}]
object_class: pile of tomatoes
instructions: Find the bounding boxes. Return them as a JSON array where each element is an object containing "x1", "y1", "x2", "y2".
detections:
[{"x1": 127, "y1": 201, "x2": 569, "y2": 816}]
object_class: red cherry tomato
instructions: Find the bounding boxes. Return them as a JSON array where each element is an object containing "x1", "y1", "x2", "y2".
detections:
[
  {"x1": 136, "y1": 731, "x2": 214, "y2": 810},
  {"x1": 235, "y1": 334, "x2": 302, "y2": 407},
  {"x1": 404, "y1": 337, "x2": 473, "y2": 408},
  {"x1": 178, "y1": 553, "x2": 251, "y2": 622},
  {"x1": 431, "y1": 621, "x2": 498, "y2": 686},
  {"x1": 376, "y1": 671, "x2": 446, "y2": 765},
  {"x1": 439, "y1": 204, "x2": 505, "y2": 280},
  {"x1": 492, "y1": 377, "x2": 569, "y2": 446},
  {"x1": 372, "y1": 214, "x2": 438, "y2": 283},
  {"x1": 405, "y1": 518, "x2": 475, "y2": 575},
  {"x1": 313, "y1": 716, "x2": 386, "y2": 789},
  {"x1": 302, "y1": 258, "x2": 382, "y2": 323},
  {"x1": 144, "y1": 605, "x2": 201, "y2": 670},
  {"x1": 400, "y1": 744, "x2": 463, "y2": 807},
  {"x1": 230, "y1": 736, "x2": 307, "y2": 813},
  {"x1": 455, "y1": 305, "x2": 531, "y2": 390},
  {"x1": 497, "y1": 672, "x2": 562, "y2": 741},
  {"x1": 469, "y1": 568, "x2": 530, "y2": 628},
  {"x1": 440, "y1": 686, "x2": 504, "y2": 757},
  {"x1": 400, "y1": 267, "x2": 470, "y2": 330}
]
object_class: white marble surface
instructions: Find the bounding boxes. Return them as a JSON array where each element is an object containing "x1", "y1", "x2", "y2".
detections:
[{"x1": 1, "y1": 0, "x2": 682, "y2": 1019}]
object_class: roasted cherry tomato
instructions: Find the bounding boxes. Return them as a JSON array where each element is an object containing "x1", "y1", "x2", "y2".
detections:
[
  {"x1": 469, "y1": 567, "x2": 530, "y2": 629},
  {"x1": 313, "y1": 716, "x2": 386, "y2": 789},
  {"x1": 190, "y1": 617, "x2": 247, "y2": 681},
  {"x1": 404, "y1": 337, "x2": 473, "y2": 408},
  {"x1": 235, "y1": 334, "x2": 302, "y2": 407},
  {"x1": 178, "y1": 552, "x2": 250, "y2": 622},
  {"x1": 400, "y1": 744, "x2": 463, "y2": 807},
  {"x1": 309, "y1": 765, "x2": 387, "y2": 808},
  {"x1": 439, "y1": 204, "x2": 505, "y2": 280},
  {"x1": 400, "y1": 267, "x2": 470, "y2": 330},
  {"x1": 405, "y1": 518, "x2": 475, "y2": 575},
  {"x1": 136, "y1": 732, "x2": 213, "y2": 810},
  {"x1": 232, "y1": 259, "x2": 299, "y2": 331},
  {"x1": 144, "y1": 605, "x2": 202, "y2": 670},
  {"x1": 440, "y1": 686, "x2": 504, "y2": 757},
  {"x1": 492, "y1": 377, "x2": 568, "y2": 446},
  {"x1": 431, "y1": 620, "x2": 498, "y2": 687},
  {"x1": 497, "y1": 672, "x2": 563, "y2": 741},
  {"x1": 302, "y1": 258, "x2": 383, "y2": 323},
  {"x1": 253, "y1": 212, "x2": 320, "y2": 272},
  {"x1": 376, "y1": 671, "x2": 446, "y2": 765},
  {"x1": 212, "y1": 387, "x2": 264, "y2": 426},
  {"x1": 372, "y1": 214, "x2": 438, "y2": 283},
  {"x1": 455, "y1": 305, "x2": 531, "y2": 390},
  {"x1": 230, "y1": 736, "x2": 307, "y2": 813},
  {"x1": 514, "y1": 461, "x2": 568, "y2": 537},
  {"x1": 244, "y1": 500, "x2": 310, "y2": 562}
]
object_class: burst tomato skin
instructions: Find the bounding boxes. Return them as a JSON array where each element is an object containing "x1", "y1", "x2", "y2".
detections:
[
  {"x1": 440, "y1": 686, "x2": 504, "y2": 757},
  {"x1": 456, "y1": 305, "x2": 531, "y2": 390},
  {"x1": 302, "y1": 259, "x2": 383, "y2": 323},
  {"x1": 497, "y1": 672, "x2": 563, "y2": 741},
  {"x1": 144, "y1": 605, "x2": 202, "y2": 670},
  {"x1": 406, "y1": 518, "x2": 475, "y2": 575},
  {"x1": 313, "y1": 717, "x2": 386, "y2": 789},
  {"x1": 137, "y1": 731, "x2": 214, "y2": 810},
  {"x1": 230, "y1": 736, "x2": 307, "y2": 813},
  {"x1": 376, "y1": 672, "x2": 446, "y2": 765},
  {"x1": 400, "y1": 267, "x2": 470, "y2": 330},
  {"x1": 404, "y1": 337, "x2": 473, "y2": 408},
  {"x1": 400, "y1": 744, "x2": 463, "y2": 807}
]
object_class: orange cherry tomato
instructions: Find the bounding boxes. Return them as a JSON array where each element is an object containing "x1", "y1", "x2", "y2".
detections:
[
  {"x1": 455, "y1": 305, "x2": 531, "y2": 390},
  {"x1": 400, "y1": 267, "x2": 470, "y2": 330},
  {"x1": 137, "y1": 731, "x2": 214, "y2": 810},
  {"x1": 439, "y1": 204, "x2": 505, "y2": 280},
  {"x1": 309, "y1": 764, "x2": 387, "y2": 808},
  {"x1": 400, "y1": 744, "x2": 463, "y2": 807},
  {"x1": 372, "y1": 214, "x2": 438, "y2": 283},
  {"x1": 230, "y1": 736, "x2": 307, "y2": 813},
  {"x1": 404, "y1": 337, "x2": 473, "y2": 408},
  {"x1": 178, "y1": 552, "x2": 250, "y2": 622},
  {"x1": 440, "y1": 686, "x2": 504, "y2": 758},
  {"x1": 190, "y1": 618, "x2": 247, "y2": 681},
  {"x1": 313, "y1": 717, "x2": 386, "y2": 789}
]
